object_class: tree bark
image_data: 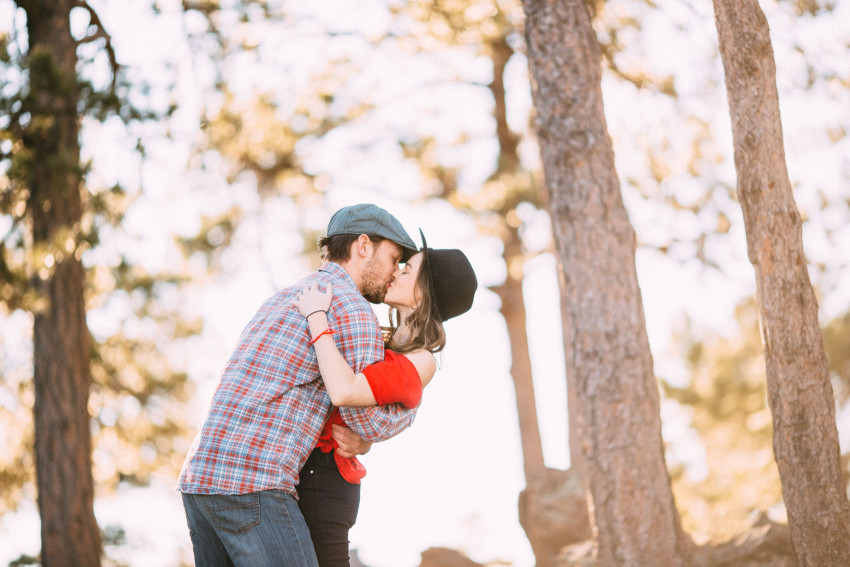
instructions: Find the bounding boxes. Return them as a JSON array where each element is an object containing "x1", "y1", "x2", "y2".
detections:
[
  {"x1": 712, "y1": 1, "x2": 850, "y2": 564},
  {"x1": 521, "y1": 0, "x2": 691, "y2": 564},
  {"x1": 21, "y1": 1, "x2": 102, "y2": 564}
]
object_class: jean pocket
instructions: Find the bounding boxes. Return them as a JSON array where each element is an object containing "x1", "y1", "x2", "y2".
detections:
[{"x1": 204, "y1": 493, "x2": 261, "y2": 535}]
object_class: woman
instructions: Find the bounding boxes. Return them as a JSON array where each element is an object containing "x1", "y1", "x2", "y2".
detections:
[{"x1": 292, "y1": 231, "x2": 477, "y2": 567}]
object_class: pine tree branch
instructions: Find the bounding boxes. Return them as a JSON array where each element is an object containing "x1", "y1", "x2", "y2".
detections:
[{"x1": 73, "y1": 0, "x2": 120, "y2": 94}]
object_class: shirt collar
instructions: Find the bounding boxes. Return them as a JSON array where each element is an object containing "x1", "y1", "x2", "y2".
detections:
[{"x1": 318, "y1": 262, "x2": 359, "y2": 293}]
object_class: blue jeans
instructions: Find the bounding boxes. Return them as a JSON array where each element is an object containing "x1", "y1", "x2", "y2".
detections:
[
  {"x1": 182, "y1": 489, "x2": 320, "y2": 567},
  {"x1": 297, "y1": 449, "x2": 361, "y2": 567}
]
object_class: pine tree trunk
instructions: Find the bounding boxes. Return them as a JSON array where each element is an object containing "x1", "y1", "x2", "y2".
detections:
[
  {"x1": 21, "y1": 1, "x2": 102, "y2": 564},
  {"x1": 712, "y1": 1, "x2": 850, "y2": 564},
  {"x1": 494, "y1": 267, "x2": 546, "y2": 479},
  {"x1": 521, "y1": 0, "x2": 691, "y2": 564},
  {"x1": 487, "y1": 35, "x2": 546, "y2": 479}
]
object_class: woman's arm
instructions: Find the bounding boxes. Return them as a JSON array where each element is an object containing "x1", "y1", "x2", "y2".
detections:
[{"x1": 294, "y1": 283, "x2": 436, "y2": 407}]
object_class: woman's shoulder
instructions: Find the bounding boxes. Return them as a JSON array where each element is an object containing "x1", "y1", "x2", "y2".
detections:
[{"x1": 388, "y1": 349, "x2": 436, "y2": 377}]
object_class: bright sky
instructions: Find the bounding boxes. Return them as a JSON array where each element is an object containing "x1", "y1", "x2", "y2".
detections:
[{"x1": 2, "y1": 1, "x2": 850, "y2": 566}]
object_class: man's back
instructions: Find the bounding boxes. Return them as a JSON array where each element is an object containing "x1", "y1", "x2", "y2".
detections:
[{"x1": 178, "y1": 263, "x2": 383, "y2": 496}]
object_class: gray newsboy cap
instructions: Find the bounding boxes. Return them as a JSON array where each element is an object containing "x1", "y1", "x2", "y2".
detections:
[{"x1": 327, "y1": 204, "x2": 418, "y2": 261}]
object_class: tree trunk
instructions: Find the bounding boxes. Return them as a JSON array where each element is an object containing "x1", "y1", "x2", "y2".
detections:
[
  {"x1": 712, "y1": 1, "x2": 850, "y2": 564},
  {"x1": 21, "y1": 1, "x2": 102, "y2": 564},
  {"x1": 521, "y1": 0, "x2": 691, "y2": 564},
  {"x1": 487, "y1": 35, "x2": 546, "y2": 480},
  {"x1": 494, "y1": 262, "x2": 546, "y2": 480}
]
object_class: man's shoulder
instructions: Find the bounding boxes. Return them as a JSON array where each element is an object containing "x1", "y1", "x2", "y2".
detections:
[
  {"x1": 317, "y1": 261, "x2": 350, "y2": 283},
  {"x1": 285, "y1": 264, "x2": 349, "y2": 292},
  {"x1": 315, "y1": 265, "x2": 379, "y2": 326},
  {"x1": 280, "y1": 264, "x2": 373, "y2": 314},
  {"x1": 317, "y1": 264, "x2": 367, "y2": 301},
  {"x1": 333, "y1": 283, "x2": 374, "y2": 316}
]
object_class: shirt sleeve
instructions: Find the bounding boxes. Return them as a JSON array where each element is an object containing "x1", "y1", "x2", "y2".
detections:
[
  {"x1": 362, "y1": 350, "x2": 422, "y2": 409},
  {"x1": 337, "y1": 404, "x2": 417, "y2": 443},
  {"x1": 329, "y1": 287, "x2": 417, "y2": 442}
]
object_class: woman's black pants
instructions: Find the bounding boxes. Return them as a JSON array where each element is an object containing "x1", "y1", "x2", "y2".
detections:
[{"x1": 297, "y1": 449, "x2": 361, "y2": 567}]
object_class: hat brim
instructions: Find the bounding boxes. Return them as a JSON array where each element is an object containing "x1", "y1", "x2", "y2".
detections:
[{"x1": 417, "y1": 228, "x2": 477, "y2": 321}]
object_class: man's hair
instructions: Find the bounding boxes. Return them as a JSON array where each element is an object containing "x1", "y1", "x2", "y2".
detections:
[
  {"x1": 385, "y1": 255, "x2": 446, "y2": 354},
  {"x1": 318, "y1": 234, "x2": 387, "y2": 263}
]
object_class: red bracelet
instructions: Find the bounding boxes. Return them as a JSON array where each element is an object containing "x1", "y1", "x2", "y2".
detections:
[{"x1": 310, "y1": 328, "x2": 336, "y2": 345}]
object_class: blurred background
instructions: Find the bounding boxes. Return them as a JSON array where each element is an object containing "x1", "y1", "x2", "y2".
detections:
[{"x1": 1, "y1": 1, "x2": 849, "y2": 566}]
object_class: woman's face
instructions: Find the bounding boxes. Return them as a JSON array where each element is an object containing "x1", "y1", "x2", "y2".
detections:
[{"x1": 384, "y1": 251, "x2": 423, "y2": 310}]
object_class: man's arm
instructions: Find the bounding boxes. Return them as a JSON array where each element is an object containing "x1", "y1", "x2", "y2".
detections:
[
  {"x1": 331, "y1": 423, "x2": 372, "y2": 458},
  {"x1": 323, "y1": 276, "x2": 418, "y2": 442},
  {"x1": 337, "y1": 404, "x2": 417, "y2": 443}
]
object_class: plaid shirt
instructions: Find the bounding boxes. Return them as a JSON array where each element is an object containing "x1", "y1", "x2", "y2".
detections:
[{"x1": 178, "y1": 262, "x2": 417, "y2": 496}]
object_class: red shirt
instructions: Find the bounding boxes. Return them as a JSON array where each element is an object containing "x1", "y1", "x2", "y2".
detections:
[{"x1": 315, "y1": 350, "x2": 423, "y2": 483}]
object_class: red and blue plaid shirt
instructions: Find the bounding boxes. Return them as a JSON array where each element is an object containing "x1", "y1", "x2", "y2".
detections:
[{"x1": 178, "y1": 262, "x2": 417, "y2": 496}]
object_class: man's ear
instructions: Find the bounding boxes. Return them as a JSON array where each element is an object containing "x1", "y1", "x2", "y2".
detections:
[{"x1": 353, "y1": 234, "x2": 372, "y2": 259}]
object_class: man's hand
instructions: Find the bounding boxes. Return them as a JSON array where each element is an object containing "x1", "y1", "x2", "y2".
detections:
[{"x1": 332, "y1": 424, "x2": 372, "y2": 458}]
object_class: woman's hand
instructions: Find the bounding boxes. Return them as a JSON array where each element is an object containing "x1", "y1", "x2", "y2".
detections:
[{"x1": 293, "y1": 282, "x2": 333, "y2": 319}]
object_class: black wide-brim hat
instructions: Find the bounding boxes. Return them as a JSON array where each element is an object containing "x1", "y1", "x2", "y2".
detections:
[{"x1": 419, "y1": 229, "x2": 477, "y2": 321}]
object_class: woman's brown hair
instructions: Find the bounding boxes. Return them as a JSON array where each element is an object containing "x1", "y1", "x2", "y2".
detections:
[{"x1": 383, "y1": 254, "x2": 446, "y2": 354}]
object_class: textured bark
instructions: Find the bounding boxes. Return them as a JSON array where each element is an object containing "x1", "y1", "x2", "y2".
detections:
[
  {"x1": 712, "y1": 1, "x2": 850, "y2": 564},
  {"x1": 21, "y1": 1, "x2": 102, "y2": 564},
  {"x1": 521, "y1": 0, "x2": 691, "y2": 565}
]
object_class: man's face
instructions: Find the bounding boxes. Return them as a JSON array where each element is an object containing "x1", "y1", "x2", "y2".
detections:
[{"x1": 360, "y1": 239, "x2": 404, "y2": 304}]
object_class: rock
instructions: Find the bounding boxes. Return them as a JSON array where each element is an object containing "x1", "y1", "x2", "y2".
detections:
[
  {"x1": 549, "y1": 512, "x2": 799, "y2": 567},
  {"x1": 556, "y1": 540, "x2": 596, "y2": 567},
  {"x1": 419, "y1": 547, "x2": 485, "y2": 567},
  {"x1": 349, "y1": 548, "x2": 371, "y2": 567},
  {"x1": 518, "y1": 467, "x2": 592, "y2": 567},
  {"x1": 693, "y1": 513, "x2": 798, "y2": 567}
]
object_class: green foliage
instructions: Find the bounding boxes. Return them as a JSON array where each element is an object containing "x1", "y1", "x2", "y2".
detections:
[
  {"x1": 783, "y1": 0, "x2": 838, "y2": 16},
  {"x1": 823, "y1": 311, "x2": 850, "y2": 403},
  {"x1": 86, "y1": 264, "x2": 199, "y2": 488},
  {"x1": 0, "y1": 32, "x2": 11, "y2": 64},
  {"x1": 664, "y1": 296, "x2": 850, "y2": 541},
  {"x1": 0, "y1": 440, "x2": 32, "y2": 515},
  {"x1": 662, "y1": 298, "x2": 782, "y2": 540},
  {"x1": 0, "y1": 1, "x2": 197, "y2": 512},
  {"x1": 176, "y1": 1, "x2": 378, "y2": 271}
]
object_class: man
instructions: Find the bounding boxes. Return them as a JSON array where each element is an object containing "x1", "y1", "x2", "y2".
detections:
[{"x1": 179, "y1": 204, "x2": 419, "y2": 566}]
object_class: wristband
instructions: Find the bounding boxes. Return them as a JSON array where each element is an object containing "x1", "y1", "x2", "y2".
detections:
[
  {"x1": 306, "y1": 309, "x2": 327, "y2": 320},
  {"x1": 310, "y1": 328, "x2": 336, "y2": 345}
]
